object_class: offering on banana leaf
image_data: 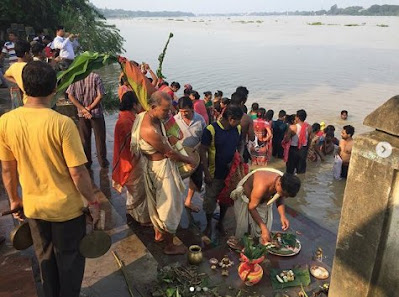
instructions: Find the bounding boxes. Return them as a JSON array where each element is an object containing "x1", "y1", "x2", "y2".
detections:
[
  {"x1": 267, "y1": 232, "x2": 301, "y2": 256},
  {"x1": 275, "y1": 270, "x2": 295, "y2": 283},
  {"x1": 271, "y1": 266, "x2": 311, "y2": 290}
]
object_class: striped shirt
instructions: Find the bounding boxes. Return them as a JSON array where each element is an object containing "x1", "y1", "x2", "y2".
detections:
[
  {"x1": 66, "y1": 73, "x2": 106, "y2": 118},
  {"x1": 1, "y1": 42, "x2": 17, "y2": 64}
]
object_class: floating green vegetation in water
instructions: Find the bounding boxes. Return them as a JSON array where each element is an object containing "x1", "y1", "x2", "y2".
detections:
[
  {"x1": 308, "y1": 22, "x2": 324, "y2": 26},
  {"x1": 377, "y1": 24, "x2": 389, "y2": 27},
  {"x1": 345, "y1": 23, "x2": 365, "y2": 26},
  {"x1": 233, "y1": 20, "x2": 255, "y2": 24}
]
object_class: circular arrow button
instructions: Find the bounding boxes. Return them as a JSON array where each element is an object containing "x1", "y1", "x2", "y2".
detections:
[{"x1": 376, "y1": 142, "x2": 392, "y2": 158}]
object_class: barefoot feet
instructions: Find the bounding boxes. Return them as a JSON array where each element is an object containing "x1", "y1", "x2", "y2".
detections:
[{"x1": 154, "y1": 228, "x2": 165, "y2": 242}]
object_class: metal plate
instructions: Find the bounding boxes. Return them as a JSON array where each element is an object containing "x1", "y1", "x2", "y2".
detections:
[
  {"x1": 179, "y1": 146, "x2": 200, "y2": 179},
  {"x1": 79, "y1": 230, "x2": 112, "y2": 258},
  {"x1": 10, "y1": 222, "x2": 33, "y2": 250},
  {"x1": 310, "y1": 266, "x2": 330, "y2": 280},
  {"x1": 267, "y1": 232, "x2": 302, "y2": 257}
]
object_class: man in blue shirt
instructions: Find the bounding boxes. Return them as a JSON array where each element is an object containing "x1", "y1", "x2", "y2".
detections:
[
  {"x1": 200, "y1": 104, "x2": 244, "y2": 238},
  {"x1": 272, "y1": 110, "x2": 287, "y2": 159}
]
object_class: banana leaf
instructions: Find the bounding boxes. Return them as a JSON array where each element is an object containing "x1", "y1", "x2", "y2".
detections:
[
  {"x1": 54, "y1": 51, "x2": 118, "y2": 106},
  {"x1": 242, "y1": 234, "x2": 267, "y2": 260},
  {"x1": 270, "y1": 266, "x2": 311, "y2": 290}
]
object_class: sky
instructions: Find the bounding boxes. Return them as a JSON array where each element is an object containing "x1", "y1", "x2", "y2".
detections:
[{"x1": 90, "y1": 0, "x2": 399, "y2": 14}]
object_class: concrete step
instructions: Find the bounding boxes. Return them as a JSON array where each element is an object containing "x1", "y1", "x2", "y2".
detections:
[{"x1": 80, "y1": 187, "x2": 159, "y2": 297}]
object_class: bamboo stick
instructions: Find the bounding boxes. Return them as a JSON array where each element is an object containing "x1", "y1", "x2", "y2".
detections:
[{"x1": 112, "y1": 251, "x2": 136, "y2": 297}]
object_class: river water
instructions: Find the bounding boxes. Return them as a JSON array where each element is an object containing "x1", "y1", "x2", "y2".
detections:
[{"x1": 100, "y1": 16, "x2": 399, "y2": 233}]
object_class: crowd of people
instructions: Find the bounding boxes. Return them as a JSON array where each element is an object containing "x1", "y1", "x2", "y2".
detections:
[
  {"x1": 113, "y1": 77, "x2": 355, "y2": 249},
  {"x1": 0, "y1": 27, "x2": 79, "y2": 101},
  {"x1": 0, "y1": 26, "x2": 355, "y2": 297}
]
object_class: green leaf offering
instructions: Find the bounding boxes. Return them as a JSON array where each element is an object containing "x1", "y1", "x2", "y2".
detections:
[
  {"x1": 281, "y1": 233, "x2": 297, "y2": 247},
  {"x1": 242, "y1": 234, "x2": 267, "y2": 260}
]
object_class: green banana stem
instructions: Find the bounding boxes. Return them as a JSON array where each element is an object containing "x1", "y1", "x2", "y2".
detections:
[{"x1": 156, "y1": 32, "x2": 174, "y2": 79}]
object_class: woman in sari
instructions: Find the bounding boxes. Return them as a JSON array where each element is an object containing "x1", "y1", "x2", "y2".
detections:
[
  {"x1": 250, "y1": 108, "x2": 273, "y2": 166},
  {"x1": 112, "y1": 91, "x2": 150, "y2": 225}
]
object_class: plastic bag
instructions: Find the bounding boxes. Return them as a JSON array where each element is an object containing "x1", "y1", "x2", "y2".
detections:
[{"x1": 333, "y1": 154, "x2": 343, "y2": 180}]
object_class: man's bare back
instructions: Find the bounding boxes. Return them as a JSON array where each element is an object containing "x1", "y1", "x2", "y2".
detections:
[
  {"x1": 239, "y1": 170, "x2": 292, "y2": 244},
  {"x1": 243, "y1": 171, "x2": 279, "y2": 204}
]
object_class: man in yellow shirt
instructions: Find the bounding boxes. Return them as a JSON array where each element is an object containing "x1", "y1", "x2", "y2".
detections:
[
  {"x1": 4, "y1": 40, "x2": 31, "y2": 106},
  {"x1": 0, "y1": 61, "x2": 100, "y2": 297}
]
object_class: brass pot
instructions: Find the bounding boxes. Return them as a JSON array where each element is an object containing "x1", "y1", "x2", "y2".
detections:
[{"x1": 188, "y1": 245, "x2": 203, "y2": 265}]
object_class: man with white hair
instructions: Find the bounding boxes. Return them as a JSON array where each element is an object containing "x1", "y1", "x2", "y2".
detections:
[{"x1": 131, "y1": 91, "x2": 196, "y2": 255}]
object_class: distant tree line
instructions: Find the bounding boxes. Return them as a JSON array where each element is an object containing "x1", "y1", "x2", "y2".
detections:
[
  {"x1": 0, "y1": 0, "x2": 124, "y2": 54},
  {"x1": 281, "y1": 4, "x2": 399, "y2": 16},
  {"x1": 98, "y1": 4, "x2": 399, "y2": 18},
  {"x1": 99, "y1": 9, "x2": 195, "y2": 18}
]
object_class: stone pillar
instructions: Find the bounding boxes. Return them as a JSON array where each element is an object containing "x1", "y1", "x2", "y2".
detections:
[{"x1": 329, "y1": 96, "x2": 399, "y2": 297}]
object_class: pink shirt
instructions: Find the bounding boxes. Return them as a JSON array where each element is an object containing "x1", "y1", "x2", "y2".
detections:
[
  {"x1": 193, "y1": 100, "x2": 209, "y2": 124},
  {"x1": 159, "y1": 85, "x2": 174, "y2": 98}
]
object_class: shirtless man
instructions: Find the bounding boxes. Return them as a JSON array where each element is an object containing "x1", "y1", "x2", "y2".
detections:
[
  {"x1": 131, "y1": 91, "x2": 196, "y2": 254},
  {"x1": 338, "y1": 125, "x2": 355, "y2": 178},
  {"x1": 231, "y1": 169, "x2": 301, "y2": 244},
  {"x1": 285, "y1": 109, "x2": 312, "y2": 174}
]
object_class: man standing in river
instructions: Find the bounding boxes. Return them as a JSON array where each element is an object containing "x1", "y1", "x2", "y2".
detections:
[
  {"x1": 285, "y1": 109, "x2": 312, "y2": 174},
  {"x1": 338, "y1": 125, "x2": 355, "y2": 178}
]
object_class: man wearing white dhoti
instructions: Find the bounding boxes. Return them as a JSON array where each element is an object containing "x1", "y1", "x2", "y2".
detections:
[
  {"x1": 230, "y1": 168, "x2": 301, "y2": 244},
  {"x1": 131, "y1": 91, "x2": 196, "y2": 255}
]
